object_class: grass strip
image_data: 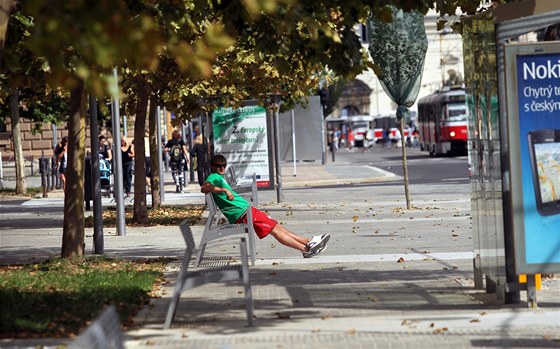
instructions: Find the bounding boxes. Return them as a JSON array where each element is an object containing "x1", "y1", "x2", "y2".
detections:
[{"x1": 0, "y1": 256, "x2": 168, "y2": 338}]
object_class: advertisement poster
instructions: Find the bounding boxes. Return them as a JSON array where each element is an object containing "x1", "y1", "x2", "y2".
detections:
[
  {"x1": 212, "y1": 105, "x2": 271, "y2": 187},
  {"x1": 506, "y1": 43, "x2": 560, "y2": 273}
]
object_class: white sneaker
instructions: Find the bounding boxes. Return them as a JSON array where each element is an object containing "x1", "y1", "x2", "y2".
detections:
[{"x1": 303, "y1": 234, "x2": 330, "y2": 258}]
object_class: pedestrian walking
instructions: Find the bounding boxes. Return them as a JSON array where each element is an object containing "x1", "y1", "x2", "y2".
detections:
[
  {"x1": 190, "y1": 134, "x2": 208, "y2": 186},
  {"x1": 121, "y1": 138, "x2": 135, "y2": 196},
  {"x1": 347, "y1": 128, "x2": 355, "y2": 150},
  {"x1": 55, "y1": 136, "x2": 68, "y2": 192},
  {"x1": 328, "y1": 132, "x2": 339, "y2": 161}
]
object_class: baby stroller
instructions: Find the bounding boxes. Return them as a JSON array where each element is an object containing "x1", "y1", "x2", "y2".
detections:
[{"x1": 99, "y1": 159, "x2": 113, "y2": 197}]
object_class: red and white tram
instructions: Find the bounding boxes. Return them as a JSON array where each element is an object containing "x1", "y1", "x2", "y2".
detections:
[{"x1": 417, "y1": 86, "x2": 468, "y2": 156}]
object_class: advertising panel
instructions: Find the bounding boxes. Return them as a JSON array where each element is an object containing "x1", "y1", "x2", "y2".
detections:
[
  {"x1": 212, "y1": 105, "x2": 271, "y2": 187},
  {"x1": 505, "y1": 42, "x2": 560, "y2": 274}
]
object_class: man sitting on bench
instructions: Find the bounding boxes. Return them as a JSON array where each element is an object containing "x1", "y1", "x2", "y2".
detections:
[{"x1": 201, "y1": 154, "x2": 330, "y2": 258}]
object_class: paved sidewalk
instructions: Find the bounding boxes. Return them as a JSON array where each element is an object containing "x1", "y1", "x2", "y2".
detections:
[{"x1": 1, "y1": 155, "x2": 559, "y2": 349}]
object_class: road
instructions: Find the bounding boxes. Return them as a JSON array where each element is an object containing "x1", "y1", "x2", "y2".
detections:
[{"x1": 330, "y1": 144, "x2": 470, "y2": 186}]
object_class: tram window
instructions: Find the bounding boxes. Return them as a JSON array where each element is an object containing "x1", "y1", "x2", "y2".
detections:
[{"x1": 447, "y1": 104, "x2": 468, "y2": 121}]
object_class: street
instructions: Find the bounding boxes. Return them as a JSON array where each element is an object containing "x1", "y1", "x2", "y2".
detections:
[{"x1": 326, "y1": 143, "x2": 469, "y2": 185}]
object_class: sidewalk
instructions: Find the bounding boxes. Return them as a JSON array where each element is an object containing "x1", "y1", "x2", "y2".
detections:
[{"x1": 1, "y1": 155, "x2": 559, "y2": 348}]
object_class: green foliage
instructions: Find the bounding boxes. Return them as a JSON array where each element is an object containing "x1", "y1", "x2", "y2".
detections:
[
  {"x1": 0, "y1": 257, "x2": 166, "y2": 338},
  {"x1": 323, "y1": 77, "x2": 346, "y2": 117},
  {"x1": 0, "y1": 12, "x2": 69, "y2": 128}
]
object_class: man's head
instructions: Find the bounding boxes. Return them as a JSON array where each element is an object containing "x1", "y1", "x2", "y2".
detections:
[
  {"x1": 209, "y1": 154, "x2": 227, "y2": 174},
  {"x1": 99, "y1": 135, "x2": 107, "y2": 145},
  {"x1": 172, "y1": 130, "x2": 181, "y2": 139}
]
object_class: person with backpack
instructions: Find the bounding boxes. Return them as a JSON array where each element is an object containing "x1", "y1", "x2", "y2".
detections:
[{"x1": 164, "y1": 130, "x2": 190, "y2": 193}]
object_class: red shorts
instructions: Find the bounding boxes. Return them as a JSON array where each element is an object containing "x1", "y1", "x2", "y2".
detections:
[{"x1": 235, "y1": 206, "x2": 278, "y2": 239}]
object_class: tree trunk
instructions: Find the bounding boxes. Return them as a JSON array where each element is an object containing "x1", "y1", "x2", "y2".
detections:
[
  {"x1": 9, "y1": 89, "x2": 26, "y2": 195},
  {"x1": 132, "y1": 79, "x2": 148, "y2": 223},
  {"x1": 61, "y1": 81, "x2": 86, "y2": 257},
  {"x1": 0, "y1": 0, "x2": 17, "y2": 57},
  {"x1": 400, "y1": 118, "x2": 411, "y2": 210},
  {"x1": 148, "y1": 94, "x2": 161, "y2": 208}
]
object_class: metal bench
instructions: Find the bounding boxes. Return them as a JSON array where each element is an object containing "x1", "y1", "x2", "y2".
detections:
[
  {"x1": 195, "y1": 193, "x2": 257, "y2": 267},
  {"x1": 68, "y1": 306, "x2": 123, "y2": 349},
  {"x1": 164, "y1": 222, "x2": 254, "y2": 329},
  {"x1": 226, "y1": 169, "x2": 259, "y2": 207}
]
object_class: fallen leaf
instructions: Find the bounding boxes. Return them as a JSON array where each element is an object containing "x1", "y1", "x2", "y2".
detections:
[
  {"x1": 347, "y1": 328, "x2": 357, "y2": 334},
  {"x1": 470, "y1": 319, "x2": 480, "y2": 323},
  {"x1": 352, "y1": 215, "x2": 359, "y2": 222},
  {"x1": 433, "y1": 327, "x2": 448, "y2": 333},
  {"x1": 397, "y1": 257, "x2": 405, "y2": 263},
  {"x1": 321, "y1": 315, "x2": 332, "y2": 320}
]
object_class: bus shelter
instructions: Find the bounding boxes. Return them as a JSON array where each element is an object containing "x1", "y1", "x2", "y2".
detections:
[{"x1": 463, "y1": 0, "x2": 560, "y2": 306}]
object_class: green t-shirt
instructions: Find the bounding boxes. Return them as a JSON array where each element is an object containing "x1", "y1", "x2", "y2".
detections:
[{"x1": 205, "y1": 172, "x2": 250, "y2": 223}]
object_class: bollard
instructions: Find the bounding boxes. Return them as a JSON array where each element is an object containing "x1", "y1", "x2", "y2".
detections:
[
  {"x1": 46, "y1": 158, "x2": 52, "y2": 191},
  {"x1": 40, "y1": 157, "x2": 48, "y2": 198},
  {"x1": 50, "y1": 157, "x2": 56, "y2": 191}
]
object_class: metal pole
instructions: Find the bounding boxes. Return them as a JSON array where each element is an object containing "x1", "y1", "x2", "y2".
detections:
[
  {"x1": 163, "y1": 108, "x2": 169, "y2": 171},
  {"x1": 51, "y1": 123, "x2": 58, "y2": 190},
  {"x1": 181, "y1": 121, "x2": 188, "y2": 190},
  {"x1": 52, "y1": 123, "x2": 58, "y2": 149},
  {"x1": 111, "y1": 68, "x2": 126, "y2": 236},
  {"x1": 291, "y1": 109, "x2": 297, "y2": 177},
  {"x1": 186, "y1": 121, "x2": 195, "y2": 182},
  {"x1": 201, "y1": 114, "x2": 209, "y2": 180},
  {"x1": 40, "y1": 155, "x2": 48, "y2": 198},
  {"x1": 89, "y1": 94, "x2": 104, "y2": 253},
  {"x1": 122, "y1": 115, "x2": 127, "y2": 137},
  {"x1": 157, "y1": 106, "x2": 165, "y2": 202},
  {"x1": 273, "y1": 101, "x2": 282, "y2": 203}
]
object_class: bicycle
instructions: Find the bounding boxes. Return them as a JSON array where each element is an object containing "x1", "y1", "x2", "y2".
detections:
[{"x1": 169, "y1": 159, "x2": 185, "y2": 193}]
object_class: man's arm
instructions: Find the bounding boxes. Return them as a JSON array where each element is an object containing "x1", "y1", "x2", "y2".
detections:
[
  {"x1": 182, "y1": 144, "x2": 190, "y2": 162},
  {"x1": 201, "y1": 181, "x2": 234, "y2": 200}
]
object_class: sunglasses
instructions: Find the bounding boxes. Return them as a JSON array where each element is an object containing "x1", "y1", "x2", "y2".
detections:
[{"x1": 212, "y1": 163, "x2": 227, "y2": 169}]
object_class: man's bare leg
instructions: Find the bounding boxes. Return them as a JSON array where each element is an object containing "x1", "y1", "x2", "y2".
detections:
[{"x1": 268, "y1": 224, "x2": 311, "y2": 252}]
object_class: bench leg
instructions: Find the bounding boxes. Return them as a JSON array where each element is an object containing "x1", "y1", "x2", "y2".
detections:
[
  {"x1": 248, "y1": 229, "x2": 256, "y2": 266},
  {"x1": 164, "y1": 266, "x2": 188, "y2": 329},
  {"x1": 240, "y1": 238, "x2": 254, "y2": 326},
  {"x1": 195, "y1": 243, "x2": 207, "y2": 267}
]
